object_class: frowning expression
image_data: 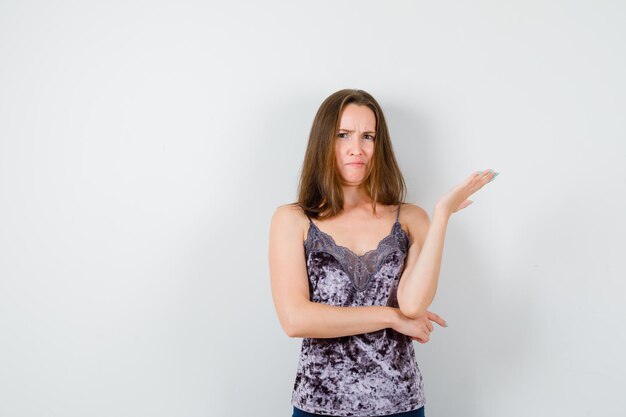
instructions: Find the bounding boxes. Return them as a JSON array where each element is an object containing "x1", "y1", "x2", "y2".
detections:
[{"x1": 334, "y1": 104, "x2": 376, "y2": 186}]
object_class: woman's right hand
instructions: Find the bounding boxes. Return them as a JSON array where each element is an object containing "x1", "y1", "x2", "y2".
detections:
[{"x1": 391, "y1": 309, "x2": 447, "y2": 344}]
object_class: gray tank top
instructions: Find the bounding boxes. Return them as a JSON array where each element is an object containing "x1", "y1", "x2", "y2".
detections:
[{"x1": 292, "y1": 204, "x2": 425, "y2": 416}]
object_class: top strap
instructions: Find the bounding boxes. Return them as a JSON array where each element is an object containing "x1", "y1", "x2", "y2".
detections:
[{"x1": 395, "y1": 204, "x2": 402, "y2": 222}]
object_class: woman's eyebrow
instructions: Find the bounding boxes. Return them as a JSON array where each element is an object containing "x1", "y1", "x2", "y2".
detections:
[{"x1": 338, "y1": 128, "x2": 376, "y2": 134}]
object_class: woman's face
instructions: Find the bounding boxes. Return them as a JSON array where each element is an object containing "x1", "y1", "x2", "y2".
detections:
[{"x1": 334, "y1": 104, "x2": 376, "y2": 186}]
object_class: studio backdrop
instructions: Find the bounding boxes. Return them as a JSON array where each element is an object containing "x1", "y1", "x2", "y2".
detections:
[{"x1": 0, "y1": 1, "x2": 624, "y2": 416}]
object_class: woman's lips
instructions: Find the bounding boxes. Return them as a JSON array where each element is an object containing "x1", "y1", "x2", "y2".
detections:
[{"x1": 347, "y1": 162, "x2": 365, "y2": 166}]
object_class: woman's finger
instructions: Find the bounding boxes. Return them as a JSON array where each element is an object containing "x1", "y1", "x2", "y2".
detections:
[
  {"x1": 479, "y1": 169, "x2": 497, "y2": 183},
  {"x1": 426, "y1": 311, "x2": 447, "y2": 327},
  {"x1": 412, "y1": 336, "x2": 428, "y2": 344},
  {"x1": 457, "y1": 200, "x2": 473, "y2": 211},
  {"x1": 425, "y1": 320, "x2": 434, "y2": 332},
  {"x1": 468, "y1": 170, "x2": 496, "y2": 195},
  {"x1": 426, "y1": 311, "x2": 439, "y2": 321}
]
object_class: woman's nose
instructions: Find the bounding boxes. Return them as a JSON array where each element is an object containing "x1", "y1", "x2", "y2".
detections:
[{"x1": 348, "y1": 138, "x2": 363, "y2": 155}]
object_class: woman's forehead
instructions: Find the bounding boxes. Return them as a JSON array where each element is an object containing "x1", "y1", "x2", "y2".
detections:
[{"x1": 338, "y1": 105, "x2": 376, "y2": 131}]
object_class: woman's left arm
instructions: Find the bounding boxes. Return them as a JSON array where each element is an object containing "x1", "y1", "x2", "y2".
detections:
[
  {"x1": 397, "y1": 169, "x2": 498, "y2": 319},
  {"x1": 397, "y1": 206, "x2": 450, "y2": 319}
]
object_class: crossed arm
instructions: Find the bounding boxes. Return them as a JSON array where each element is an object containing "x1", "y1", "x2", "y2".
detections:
[{"x1": 268, "y1": 203, "x2": 448, "y2": 341}]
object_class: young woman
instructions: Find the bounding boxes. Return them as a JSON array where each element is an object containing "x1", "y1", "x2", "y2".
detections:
[{"x1": 269, "y1": 89, "x2": 497, "y2": 417}]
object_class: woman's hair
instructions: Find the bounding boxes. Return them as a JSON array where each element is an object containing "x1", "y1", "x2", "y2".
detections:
[{"x1": 296, "y1": 89, "x2": 406, "y2": 219}]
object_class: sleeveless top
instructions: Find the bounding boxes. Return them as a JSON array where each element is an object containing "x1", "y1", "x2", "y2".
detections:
[{"x1": 292, "y1": 204, "x2": 425, "y2": 416}]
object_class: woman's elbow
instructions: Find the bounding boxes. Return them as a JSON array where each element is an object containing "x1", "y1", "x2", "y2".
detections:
[
  {"x1": 398, "y1": 296, "x2": 427, "y2": 319},
  {"x1": 400, "y1": 305, "x2": 426, "y2": 320},
  {"x1": 276, "y1": 299, "x2": 311, "y2": 338},
  {"x1": 281, "y1": 312, "x2": 304, "y2": 338},
  {"x1": 283, "y1": 323, "x2": 300, "y2": 338}
]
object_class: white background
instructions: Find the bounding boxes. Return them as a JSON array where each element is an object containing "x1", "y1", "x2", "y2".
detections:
[{"x1": 1, "y1": 1, "x2": 625, "y2": 416}]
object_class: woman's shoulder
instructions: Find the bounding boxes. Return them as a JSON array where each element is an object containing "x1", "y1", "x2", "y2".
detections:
[
  {"x1": 271, "y1": 203, "x2": 310, "y2": 235},
  {"x1": 398, "y1": 202, "x2": 430, "y2": 239},
  {"x1": 399, "y1": 202, "x2": 429, "y2": 219},
  {"x1": 273, "y1": 202, "x2": 308, "y2": 221}
]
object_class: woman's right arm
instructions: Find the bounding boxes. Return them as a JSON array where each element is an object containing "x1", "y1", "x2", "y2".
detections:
[{"x1": 268, "y1": 205, "x2": 441, "y2": 340}]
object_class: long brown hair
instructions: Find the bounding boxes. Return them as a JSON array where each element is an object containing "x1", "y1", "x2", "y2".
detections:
[{"x1": 296, "y1": 89, "x2": 406, "y2": 219}]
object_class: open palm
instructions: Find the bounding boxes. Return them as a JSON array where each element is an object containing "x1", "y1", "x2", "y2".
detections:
[{"x1": 435, "y1": 169, "x2": 498, "y2": 215}]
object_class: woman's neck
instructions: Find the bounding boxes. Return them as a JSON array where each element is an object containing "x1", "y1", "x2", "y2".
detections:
[{"x1": 341, "y1": 185, "x2": 371, "y2": 210}]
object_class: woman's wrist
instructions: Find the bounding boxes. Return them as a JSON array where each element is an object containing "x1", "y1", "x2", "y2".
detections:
[
  {"x1": 385, "y1": 307, "x2": 400, "y2": 330},
  {"x1": 432, "y1": 206, "x2": 452, "y2": 222}
]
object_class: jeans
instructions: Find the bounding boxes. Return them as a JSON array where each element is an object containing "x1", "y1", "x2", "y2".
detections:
[{"x1": 292, "y1": 406, "x2": 425, "y2": 417}]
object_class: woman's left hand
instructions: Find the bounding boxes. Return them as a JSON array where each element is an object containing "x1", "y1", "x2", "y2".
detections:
[
  {"x1": 409, "y1": 310, "x2": 447, "y2": 344},
  {"x1": 434, "y1": 169, "x2": 498, "y2": 217}
]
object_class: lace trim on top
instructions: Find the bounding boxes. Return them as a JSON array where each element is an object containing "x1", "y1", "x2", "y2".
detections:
[{"x1": 303, "y1": 209, "x2": 409, "y2": 291}]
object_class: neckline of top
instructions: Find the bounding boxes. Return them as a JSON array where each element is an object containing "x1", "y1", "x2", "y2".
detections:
[{"x1": 306, "y1": 219, "x2": 408, "y2": 259}]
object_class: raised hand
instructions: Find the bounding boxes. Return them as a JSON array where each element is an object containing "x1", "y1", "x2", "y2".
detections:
[{"x1": 434, "y1": 169, "x2": 499, "y2": 216}]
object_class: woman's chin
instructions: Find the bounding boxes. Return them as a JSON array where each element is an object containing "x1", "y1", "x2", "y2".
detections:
[{"x1": 340, "y1": 177, "x2": 365, "y2": 187}]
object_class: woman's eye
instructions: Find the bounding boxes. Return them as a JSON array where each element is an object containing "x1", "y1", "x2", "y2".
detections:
[{"x1": 336, "y1": 133, "x2": 374, "y2": 140}]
